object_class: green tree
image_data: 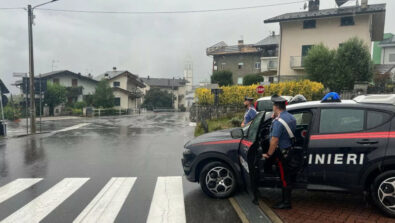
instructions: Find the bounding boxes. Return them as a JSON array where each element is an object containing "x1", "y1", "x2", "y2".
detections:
[
  {"x1": 333, "y1": 37, "x2": 373, "y2": 91},
  {"x1": 304, "y1": 38, "x2": 373, "y2": 91},
  {"x1": 304, "y1": 44, "x2": 336, "y2": 85},
  {"x1": 142, "y1": 88, "x2": 173, "y2": 110},
  {"x1": 44, "y1": 83, "x2": 67, "y2": 115},
  {"x1": 211, "y1": 71, "x2": 233, "y2": 86},
  {"x1": 242, "y1": 73, "x2": 263, "y2": 86},
  {"x1": 92, "y1": 79, "x2": 114, "y2": 108}
]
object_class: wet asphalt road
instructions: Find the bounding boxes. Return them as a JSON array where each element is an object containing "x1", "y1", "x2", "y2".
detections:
[{"x1": 0, "y1": 113, "x2": 241, "y2": 223}]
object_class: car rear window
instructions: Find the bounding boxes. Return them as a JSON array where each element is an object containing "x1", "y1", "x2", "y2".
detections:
[
  {"x1": 367, "y1": 111, "x2": 391, "y2": 129},
  {"x1": 257, "y1": 100, "x2": 273, "y2": 112},
  {"x1": 319, "y1": 109, "x2": 364, "y2": 134}
]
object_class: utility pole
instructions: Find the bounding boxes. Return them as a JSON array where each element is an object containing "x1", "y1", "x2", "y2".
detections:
[
  {"x1": 28, "y1": 4, "x2": 36, "y2": 134},
  {"x1": 27, "y1": 0, "x2": 59, "y2": 134}
]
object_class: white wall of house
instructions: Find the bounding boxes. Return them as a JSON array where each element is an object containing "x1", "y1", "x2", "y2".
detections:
[
  {"x1": 381, "y1": 47, "x2": 395, "y2": 64},
  {"x1": 278, "y1": 14, "x2": 372, "y2": 79},
  {"x1": 46, "y1": 74, "x2": 97, "y2": 101},
  {"x1": 113, "y1": 90, "x2": 129, "y2": 110}
]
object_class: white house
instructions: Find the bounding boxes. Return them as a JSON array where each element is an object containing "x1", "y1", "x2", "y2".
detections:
[{"x1": 95, "y1": 68, "x2": 145, "y2": 110}]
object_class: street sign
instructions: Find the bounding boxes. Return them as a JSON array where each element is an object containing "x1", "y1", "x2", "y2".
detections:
[
  {"x1": 256, "y1": 85, "x2": 265, "y2": 94},
  {"x1": 13, "y1": 72, "x2": 27, "y2": 77},
  {"x1": 22, "y1": 77, "x2": 47, "y2": 94}
]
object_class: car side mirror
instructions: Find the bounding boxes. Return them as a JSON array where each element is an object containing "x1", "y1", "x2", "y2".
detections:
[{"x1": 231, "y1": 128, "x2": 244, "y2": 139}]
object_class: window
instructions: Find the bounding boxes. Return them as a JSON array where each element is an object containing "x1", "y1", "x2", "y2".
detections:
[
  {"x1": 113, "y1": 81, "x2": 120, "y2": 87},
  {"x1": 114, "y1": 97, "x2": 121, "y2": 106},
  {"x1": 72, "y1": 79, "x2": 78, "y2": 87},
  {"x1": 246, "y1": 112, "x2": 265, "y2": 141},
  {"x1": 389, "y1": 54, "x2": 395, "y2": 62},
  {"x1": 319, "y1": 109, "x2": 364, "y2": 133},
  {"x1": 213, "y1": 65, "x2": 218, "y2": 71},
  {"x1": 237, "y1": 77, "x2": 243, "y2": 85},
  {"x1": 367, "y1": 111, "x2": 391, "y2": 129},
  {"x1": 221, "y1": 63, "x2": 226, "y2": 70},
  {"x1": 255, "y1": 62, "x2": 261, "y2": 70},
  {"x1": 257, "y1": 100, "x2": 273, "y2": 112},
  {"x1": 302, "y1": 45, "x2": 313, "y2": 57},
  {"x1": 269, "y1": 76, "x2": 274, "y2": 83},
  {"x1": 238, "y1": 62, "x2": 244, "y2": 69},
  {"x1": 303, "y1": 19, "x2": 316, "y2": 29},
  {"x1": 293, "y1": 111, "x2": 312, "y2": 126},
  {"x1": 53, "y1": 78, "x2": 59, "y2": 84},
  {"x1": 341, "y1": 17, "x2": 355, "y2": 26}
]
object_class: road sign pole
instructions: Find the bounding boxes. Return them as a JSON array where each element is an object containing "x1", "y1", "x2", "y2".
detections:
[{"x1": 28, "y1": 5, "x2": 36, "y2": 134}]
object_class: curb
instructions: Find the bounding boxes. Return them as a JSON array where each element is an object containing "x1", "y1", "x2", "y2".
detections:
[
  {"x1": 229, "y1": 197, "x2": 249, "y2": 223},
  {"x1": 258, "y1": 199, "x2": 283, "y2": 223}
]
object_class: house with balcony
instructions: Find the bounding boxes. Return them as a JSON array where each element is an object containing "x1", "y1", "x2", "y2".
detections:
[
  {"x1": 95, "y1": 68, "x2": 145, "y2": 111},
  {"x1": 140, "y1": 76, "x2": 187, "y2": 110},
  {"x1": 206, "y1": 34, "x2": 279, "y2": 85},
  {"x1": 264, "y1": 0, "x2": 386, "y2": 81},
  {"x1": 255, "y1": 33, "x2": 280, "y2": 84},
  {"x1": 40, "y1": 70, "x2": 98, "y2": 103}
]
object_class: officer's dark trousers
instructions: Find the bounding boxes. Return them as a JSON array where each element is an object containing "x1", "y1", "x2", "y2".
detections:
[{"x1": 272, "y1": 148, "x2": 301, "y2": 189}]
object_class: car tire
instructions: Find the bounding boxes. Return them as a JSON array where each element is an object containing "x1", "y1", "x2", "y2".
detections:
[
  {"x1": 371, "y1": 170, "x2": 395, "y2": 218},
  {"x1": 199, "y1": 161, "x2": 237, "y2": 199}
]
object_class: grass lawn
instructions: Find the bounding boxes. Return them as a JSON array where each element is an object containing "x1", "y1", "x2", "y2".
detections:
[{"x1": 194, "y1": 113, "x2": 244, "y2": 137}]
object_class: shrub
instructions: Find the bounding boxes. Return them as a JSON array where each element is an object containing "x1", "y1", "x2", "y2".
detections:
[
  {"x1": 243, "y1": 74, "x2": 263, "y2": 86},
  {"x1": 71, "y1": 108, "x2": 83, "y2": 116},
  {"x1": 4, "y1": 105, "x2": 21, "y2": 120},
  {"x1": 211, "y1": 71, "x2": 233, "y2": 86},
  {"x1": 195, "y1": 80, "x2": 324, "y2": 105},
  {"x1": 229, "y1": 117, "x2": 242, "y2": 127},
  {"x1": 179, "y1": 104, "x2": 186, "y2": 112},
  {"x1": 74, "y1": 101, "x2": 87, "y2": 109}
]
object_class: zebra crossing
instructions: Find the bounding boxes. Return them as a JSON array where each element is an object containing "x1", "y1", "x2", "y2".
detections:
[{"x1": 0, "y1": 176, "x2": 186, "y2": 223}]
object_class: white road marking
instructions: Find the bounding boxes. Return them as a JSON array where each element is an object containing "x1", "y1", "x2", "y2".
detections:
[
  {"x1": 73, "y1": 177, "x2": 136, "y2": 223},
  {"x1": 0, "y1": 178, "x2": 43, "y2": 203},
  {"x1": 53, "y1": 123, "x2": 91, "y2": 133},
  {"x1": 1, "y1": 178, "x2": 89, "y2": 223},
  {"x1": 146, "y1": 176, "x2": 186, "y2": 223}
]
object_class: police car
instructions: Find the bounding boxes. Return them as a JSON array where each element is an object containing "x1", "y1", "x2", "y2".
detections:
[{"x1": 182, "y1": 94, "x2": 395, "y2": 217}]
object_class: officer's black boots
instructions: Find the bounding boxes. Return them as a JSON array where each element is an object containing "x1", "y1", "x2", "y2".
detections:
[{"x1": 272, "y1": 188, "x2": 292, "y2": 209}]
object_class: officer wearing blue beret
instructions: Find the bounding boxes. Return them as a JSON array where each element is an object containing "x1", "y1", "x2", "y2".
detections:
[{"x1": 263, "y1": 95, "x2": 296, "y2": 209}]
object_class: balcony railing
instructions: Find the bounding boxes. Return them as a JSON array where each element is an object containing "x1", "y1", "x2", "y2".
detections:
[
  {"x1": 267, "y1": 60, "x2": 278, "y2": 70},
  {"x1": 290, "y1": 56, "x2": 305, "y2": 69}
]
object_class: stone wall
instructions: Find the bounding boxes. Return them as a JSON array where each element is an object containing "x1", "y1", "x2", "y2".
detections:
[{"x1": 190, "y1": 104, "x2": 245, "y2": 122}]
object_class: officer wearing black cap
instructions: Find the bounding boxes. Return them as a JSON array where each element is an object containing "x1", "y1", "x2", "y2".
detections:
[
  {"x1": 262, "y1": 95, "x2": 296, "y2": 209},
  {"x1": 241, "y1": 96, "x2": 257, "y2": 127}
]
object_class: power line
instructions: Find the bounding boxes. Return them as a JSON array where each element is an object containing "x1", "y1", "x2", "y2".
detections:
[
  {"x1": 0, "y1": 7, "x2": 24, "y2": 10},
  {"x1": 34, "y1": 1, "x2": 305, "y2": 15}
]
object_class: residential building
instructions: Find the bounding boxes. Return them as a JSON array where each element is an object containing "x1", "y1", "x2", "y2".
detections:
[
  {"x1": 40, "y1": 70, "x2": 98, "y2": 103},
  {"x1": 373, "y1": 33, "x2": 393, "y2": 64},
  {"x1": 264, "y1": 0, "x2": 386, "y2": 81},
  {"x1": 255, "y1": 33, "x2": 280, "y2": 84},
  {"x1": 95, "y1": 68, "x2": 145, "y2": 110},
  {"x1": 140, "y1": 77, "x2": 187, "y2": 110},
  {"x1": 378, "y1": 34, "x2": 395, "y2": 64},
  {"x1": 207, "y1": 40, "x2": 262, "y2": 85}
]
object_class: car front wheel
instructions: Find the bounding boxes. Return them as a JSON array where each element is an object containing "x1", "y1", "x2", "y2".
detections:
[
  {"x1": 372, "y1": 171, "x2": 395, "y2": 218},
  {"x1": 199, "y1": 161, "x2": 237, "y2": 198}
]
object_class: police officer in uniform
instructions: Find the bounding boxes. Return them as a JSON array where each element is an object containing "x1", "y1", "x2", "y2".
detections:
[
  {"x1": 241, "y1": 97, "x2": 257, "y2": 127},
  {"x1": 262, "y1": 95, "x2": 297, "y2": 209}
]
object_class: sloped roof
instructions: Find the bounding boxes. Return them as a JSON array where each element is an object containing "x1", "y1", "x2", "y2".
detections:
[
  {"x1": 255, "y1": 35, "x2": 280, "y2": 46},
  {"x1": 206, "y1": 44, "x2": 260, "y2": 56},
  {"x1": 95, "y1": 70, "x2": 145, "y2": 88},
  {"x1": 0, "y1": 79, "x2": 9, "y2": 94},
  {"x1": 264, "y1": 3, "x2": 386, "y2": 23},
  {"x1": 379, "y1": 34, "x2": 395, "y2": 46},
  {"x1": 374, "y1": 64, "x2": 395, "y2": 75},
  {"x1": 40, "y1": 70, "x2": 98, "y2": 83},
  {"x1": 141, "y1": 77, "x2": 187, "y2": 87}
]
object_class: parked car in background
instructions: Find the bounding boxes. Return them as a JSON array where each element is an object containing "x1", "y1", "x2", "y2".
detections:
[{"x1": 254, "y1": 95, "x2": 293, "y2": 112}]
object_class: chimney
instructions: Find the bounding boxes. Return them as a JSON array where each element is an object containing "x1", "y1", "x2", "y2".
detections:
[
  {"x1": 113, "y1": 67, "x2": 117, "y2": 71},
  {"x1": 361, "y1": 0, "x2": 368, "y2": 9},
  {"x1": 272, "y1": 31, "x2": 275, "y2": 36},
  {"x1": 308, "y1": 0, "x2": 320, "y2": 11},
  {"x1": 147, "y1": 75, "x2": 150, "y2": 80},
  {"x1": 238, "y1": 40, "x2": 244, "y2": 46},
  {"x1": 88, "y1": 73, "x2": 92, "y2": 78}
]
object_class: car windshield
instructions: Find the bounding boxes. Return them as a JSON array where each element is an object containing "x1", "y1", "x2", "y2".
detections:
[{"x1": 257, "y1": 100, "x2": 273, "y2": 112}]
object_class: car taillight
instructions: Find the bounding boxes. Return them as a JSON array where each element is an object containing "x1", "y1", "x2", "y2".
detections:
[{"x1": 254, "y1": 101, "x2": 258, "y2": 109}]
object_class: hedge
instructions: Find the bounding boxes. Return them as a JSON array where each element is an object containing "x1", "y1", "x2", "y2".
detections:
[{"x1": 195, "y1": 80, "x2": 324, "y2": 105}]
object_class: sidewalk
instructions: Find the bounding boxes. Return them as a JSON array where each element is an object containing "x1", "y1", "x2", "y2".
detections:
[
  {"x1": 259, "y1": 188, "x2": 395, "y2": 223},
  {"x1": 5, "y1": 116, "x2": 83, "y2": 138}
]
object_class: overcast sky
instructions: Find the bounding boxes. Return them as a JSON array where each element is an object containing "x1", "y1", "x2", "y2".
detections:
[{"x1": 0, "y1": 0, "x2": 394, "y2": 93}]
